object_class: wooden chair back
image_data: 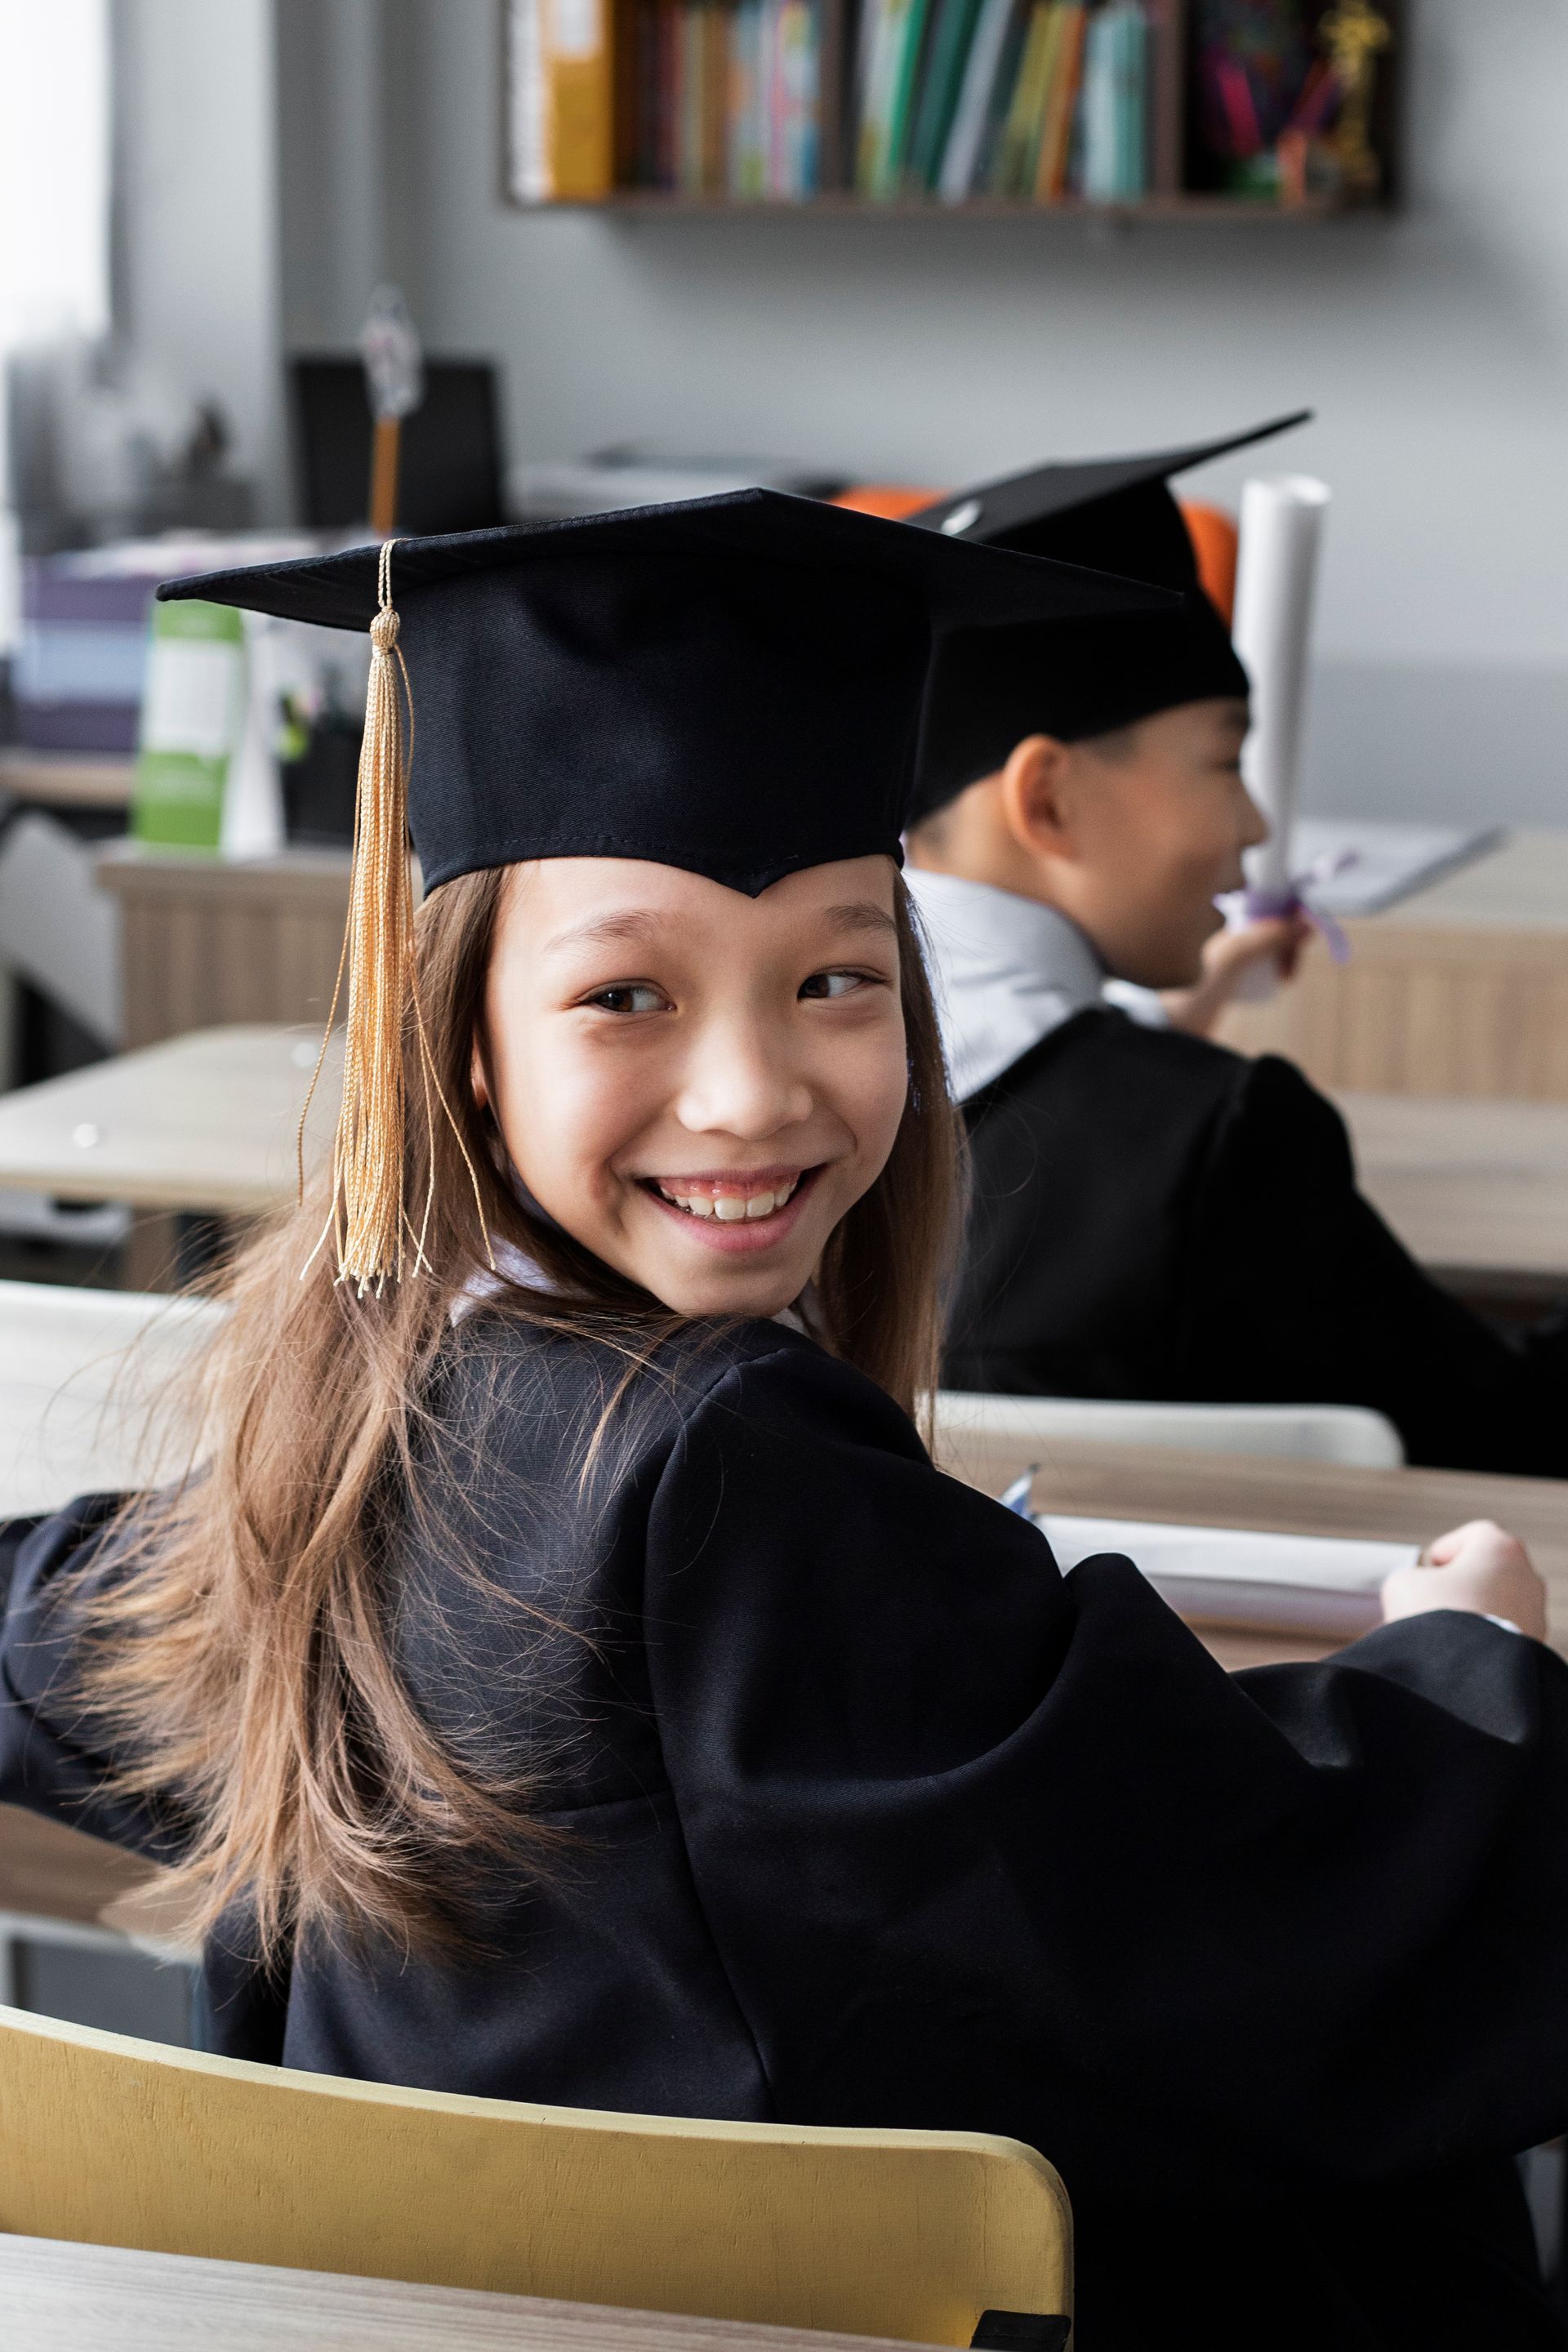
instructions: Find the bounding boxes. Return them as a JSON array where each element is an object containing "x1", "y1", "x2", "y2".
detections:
[{"x1": 0, "y1": 2004, "x2": 1071, "y2": 2345}]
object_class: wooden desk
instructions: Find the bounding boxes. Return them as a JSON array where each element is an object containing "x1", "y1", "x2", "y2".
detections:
[
  {"x1": 2, "y1": 2234, "x2": 912, "y2": 2352},
  {"x1": 96, "y1": 843, "x2": 351, "y2": 1049},
  {"x1": 0, "y1": 1023, "x2": 338, "y2": 1220},
  {"x1": 931, "y1": 1433, "x2": 1568, "y2": 1668},
  {"x1": 0, "y1": 748, "x2": 136, "y2": 812},
  {"x1": 1218, "y1": 830, "x2": 1568, "y2": 1101},
  {"x1": 1339, "y1": 1090, "x2": 1568, "y2": 1297}
]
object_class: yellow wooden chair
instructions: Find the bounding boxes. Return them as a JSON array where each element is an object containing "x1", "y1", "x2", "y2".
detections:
[{"x1": 0, "y1": 2003, "x2": 1071, "y2": 2347}]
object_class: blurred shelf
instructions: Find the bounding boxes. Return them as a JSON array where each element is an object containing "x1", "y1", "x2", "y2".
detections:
[{"x1": 532, "y1": 191, "x2": 1367, "y2": 223}]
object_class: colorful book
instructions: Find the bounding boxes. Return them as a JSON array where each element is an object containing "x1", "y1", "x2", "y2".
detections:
[
  {"x1": 991, "y1": 2, "x2": 1058, "y2": 198},
  {"x1": 1079, "y1": 2, "x2": 1147, "y2": 201},
  {"x1": 857, "y1": 0, "x2": 929, "y2": 197},
  {"x1": 773, "y1": 0, "x2": 821, "y2": 196},
  {"x1": 936, "y1": 0, "x2": 1019, "y2": 198},
  {"x1": 728, "y1": 0, "x2": 768, "y2": 194},
  {"x1": 905, "y1": 0, "x2": 986, "y2": 190},
  {"x1": 1033, "y1": 0, "x2": 1085, "y2": 200}
]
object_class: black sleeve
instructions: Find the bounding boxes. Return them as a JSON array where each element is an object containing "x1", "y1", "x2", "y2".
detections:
[
  {"x1": 642, "y1": 1342, "x2": 1568, "y2": 2210},
  {"x1": 0, "y1": 1493, "x2": 193, "y2": 1864},
  {"x1": 1188, "y1": 1054, "x2": 1568, "y2": 1475}
]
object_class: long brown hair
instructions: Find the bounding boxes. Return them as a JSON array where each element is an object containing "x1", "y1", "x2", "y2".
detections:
[{"x1": 75, "y1": 866, "x2": 961, "y2": 1961}]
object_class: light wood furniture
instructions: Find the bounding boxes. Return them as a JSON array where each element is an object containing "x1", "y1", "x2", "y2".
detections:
[
  {"x1": 2, "y1": 2237, "x2": 944, "y2": 2352},
  {"x1": 1218, "y1": 831, "x2": 1568, "y2": 1101},
  {"x1": 1339, "y1": 1090, "x2": 1568, "y2": 1296},
  {"x1": 0, "y1": 1023, "x2": 341, "y2": 1285},
  {"x1": 0, "y1": 2003, "x2": 1071, "y2": 2345},
  {"x1": 96, "y1": 843, "x2": 350, "y2": 1049},
  {"x1": 0, "y1": 1024, "x2": 339, "y2": 1219},
  {"x1": 0, "y1": 749, "x2": 136, "y2": 813}
]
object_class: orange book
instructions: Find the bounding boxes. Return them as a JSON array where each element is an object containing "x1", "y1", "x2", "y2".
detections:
[{"x1": 1033, "y1": 0, "x2": 1085, "y2": 202}]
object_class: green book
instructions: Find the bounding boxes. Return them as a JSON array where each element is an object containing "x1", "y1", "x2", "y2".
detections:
[
  {"x1": 906, "y1": 0, "x2": 986, "y2": 190},
  {"x1": 133, "y1": 598, "x2": 247, "y2": 851},
  {"x1": 879, "y1": 0, "x2": 933, "y2": 192}
]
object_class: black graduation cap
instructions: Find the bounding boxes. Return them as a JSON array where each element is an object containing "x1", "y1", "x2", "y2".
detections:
[
  {"x1": 159, "y1": 488, "x2": 1170, "y2": 1289},
  {"x1": 161, "y1": 488, "x2": 1170, "y2": 897},
  {"x1": 906, "y1": 412, "x2": 1312, "y2": 821}
]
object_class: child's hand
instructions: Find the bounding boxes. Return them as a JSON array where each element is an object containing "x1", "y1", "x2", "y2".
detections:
[
  {"x1": 1381, "y1": 1521, "x2": 1548, "y2": 1641},
  {"x1": 1160, "y1": 914, "x2": 1315, "y2": 1037}
]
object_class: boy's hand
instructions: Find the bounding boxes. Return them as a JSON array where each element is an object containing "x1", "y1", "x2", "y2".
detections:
[
  {"x1": 1160, "y1": 913, "x2": 1315, "y2": 1037},
  {"x1": 1381, "y1": 1521, "x2": 1548, "y2": 1641}
]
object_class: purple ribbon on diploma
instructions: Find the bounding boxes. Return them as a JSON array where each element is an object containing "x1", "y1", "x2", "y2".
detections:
[{"x1": 1240, "y1": 849, "x2": 1358, "y2": 965}]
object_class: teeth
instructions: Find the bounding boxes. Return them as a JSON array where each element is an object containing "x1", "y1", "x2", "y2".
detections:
[{"x1": 653, "y1": 1177, "x2": 800, "y2": 1221}]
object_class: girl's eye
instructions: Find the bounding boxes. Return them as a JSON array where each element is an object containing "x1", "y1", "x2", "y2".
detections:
[
  {"x1": 585, "y1": 983, "x2": 669, "y2": 1015},
  {"x1": 800, "y1": 969, "x2": 868, "y2": 1001}
]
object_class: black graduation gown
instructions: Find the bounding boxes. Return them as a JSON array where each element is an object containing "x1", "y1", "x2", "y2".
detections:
[
  {"x1": 944, "y1": 1006, "x2": 1568, "y2": 1477},
  {"x1": 4, "y1": 1312, "x2": 1568, "y2": 2350}
]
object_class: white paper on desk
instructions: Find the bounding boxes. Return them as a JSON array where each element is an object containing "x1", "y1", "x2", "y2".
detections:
[
  {"x1": 1290, "y1": 818, "x2": 1502, "y2": 916},
  {"x1": 1232, "y1": 474, "x2": 1331, "y2": 901},
  {"x1": 1035, "y1": 1513, "x2": 1418, "y2": 1638}
]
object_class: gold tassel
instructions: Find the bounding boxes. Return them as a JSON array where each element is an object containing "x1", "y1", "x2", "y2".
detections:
[{"x1": 299, "y1": 541, "x2": 492, "y2": 1294}]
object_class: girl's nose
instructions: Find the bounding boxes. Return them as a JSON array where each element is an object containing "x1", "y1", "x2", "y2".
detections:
[{"x1": 673, "y1": 1018, "x2": 813, "y2": 1139}]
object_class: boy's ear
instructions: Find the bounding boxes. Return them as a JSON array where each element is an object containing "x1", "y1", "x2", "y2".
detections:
[{"x1": 999, "y1": 734, "x2": 1076, "y2": 861}]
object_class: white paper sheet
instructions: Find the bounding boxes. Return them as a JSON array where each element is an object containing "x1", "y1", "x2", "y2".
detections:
[
  {"x1": 1035, "y1": 1513, "x2": 1417, "y2": 1637},
  {"x1": 1290, "y1": 819, "x2": 1502, "y2": 916}
]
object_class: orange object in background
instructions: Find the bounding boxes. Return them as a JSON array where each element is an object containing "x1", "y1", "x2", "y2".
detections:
[
  {"x1": 1180, "y1": 499, "x2": 1240, "y2": 626},
  {"x1": 831, "y1": 485, "x2": 947, "y2": 520}
]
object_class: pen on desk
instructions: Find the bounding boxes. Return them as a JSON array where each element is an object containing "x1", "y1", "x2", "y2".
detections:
[{"x1": 999, "y1": 1468, "x2": 1039, "y2": 1517}]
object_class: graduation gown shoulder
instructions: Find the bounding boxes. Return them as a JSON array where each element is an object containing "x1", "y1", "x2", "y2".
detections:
[
  {"x1": 945, "y1": 1006, "x2": 1568, "y2": 1475},
  {"x1": 5, "y1": 1312, "x2": 1568, "y2": 2346}
]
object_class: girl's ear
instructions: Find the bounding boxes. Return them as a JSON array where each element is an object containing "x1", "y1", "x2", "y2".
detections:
[{"x1": 470, "y1": 1038, "x2": 491, "y2": 1115}]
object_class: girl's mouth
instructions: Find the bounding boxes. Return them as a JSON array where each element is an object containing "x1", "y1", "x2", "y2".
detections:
[{"x1": 636, "y1": 1166, "x2": 821, "y2": 1250}]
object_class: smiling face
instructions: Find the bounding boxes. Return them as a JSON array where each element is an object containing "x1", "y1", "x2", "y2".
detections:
[
  {"x1": 1057, "y1": 697, "x2": 1265, "y2": 987},
  {"x1": 474, "y1": 854, "x2": 911, "y2": 1320}
]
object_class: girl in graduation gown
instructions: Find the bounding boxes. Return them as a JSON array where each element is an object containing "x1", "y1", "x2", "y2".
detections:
[{"x1": 2, "y1": 497, "x2": 1568, "y2": 2352}]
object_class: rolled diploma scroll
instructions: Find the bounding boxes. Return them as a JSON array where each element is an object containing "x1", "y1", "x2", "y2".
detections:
[{"x1": 1227, "y1": 473, "x2": 1331, "y2": 1000}]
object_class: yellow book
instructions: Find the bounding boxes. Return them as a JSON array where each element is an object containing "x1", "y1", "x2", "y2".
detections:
[
  {"x1": 546, "y1": 0, "x2": 615, "y2": 200},
  {"x1": 995, "y1": 3, "x2": 1060, "y2": 198}
]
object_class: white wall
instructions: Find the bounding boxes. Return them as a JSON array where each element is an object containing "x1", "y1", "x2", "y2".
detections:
[
  {"x1": 113, "y1": 0, "x2": 287, "y2": 519},
  {"x1": 118, "y1": 0, "x2": 1560, "y2": 823},
  {"x1": 333, "y1": 0, "x2": 1564, "y2": 826}
]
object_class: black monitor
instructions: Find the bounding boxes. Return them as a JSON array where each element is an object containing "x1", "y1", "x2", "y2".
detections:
[{"x1": 290, "y1": 356, "x2": 506, "y2": 535}]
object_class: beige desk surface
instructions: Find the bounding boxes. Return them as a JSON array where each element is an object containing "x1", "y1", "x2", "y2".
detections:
[
  {"x1": 1338, "y1": 1089, "x2": 1568, "y2": 1285},
  {"x1": 1361, "y1": 829, "x2": 1568, "y2": 933},
  {"x1": 0, "y1": 1024, "x2": 340, "y2": 1216},
  {"x1": 0, "y1": 748, "x2": 136, "y2": 811},
  {"x1": 2, "y1": 2234, "x2": 917, "y2": 2352}
]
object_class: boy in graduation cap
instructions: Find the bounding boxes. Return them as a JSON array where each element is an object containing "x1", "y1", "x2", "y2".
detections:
[
  {"x1": 3, "y1": 492, "x2": 1568, "y2": 2347},
  {"x1": 904, "y1": 421, "x2": 1568, "y2": 1477}
]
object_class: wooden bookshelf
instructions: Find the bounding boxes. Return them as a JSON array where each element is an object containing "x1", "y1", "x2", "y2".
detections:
[{"x1": 504, "y1": 0, "x2": 1399, "y2": 219}]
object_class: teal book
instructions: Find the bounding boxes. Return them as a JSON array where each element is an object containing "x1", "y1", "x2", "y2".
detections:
[
  {"x1": 876, "y1": 0, "x2": 934, "y2": 194},
  {"x1": 906, "y1": 0, "x2": 985, "y2": 189}
]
